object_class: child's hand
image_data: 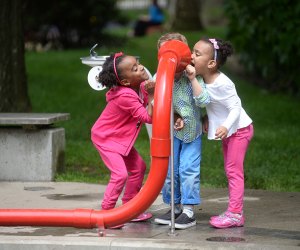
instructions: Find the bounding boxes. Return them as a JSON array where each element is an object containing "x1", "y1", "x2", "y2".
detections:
[
  {"x1": 202, "y1": 115, "x2": 209, "y2": 133},
  {"x1": 174, "y1": 113, "x2": 184, "y2": 131},
  {"x1": 185, "y1": 65, "x2": 196, "y2": 80},
  {"x1": 174, "y1": 117, "x2": 184, "y2": 131},
  {"x1": 215, "y1": 126, "x2": 228, "y2": 140},
  {"x1": 144, "y1": 80, "x2": 155, "y2": 95}
]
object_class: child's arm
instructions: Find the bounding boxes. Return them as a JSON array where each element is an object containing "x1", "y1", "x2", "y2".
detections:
[
  {"x1": 147, "y1": 97, "x2": 153, "y2": 116},
  {"x1": 185, "y1": 65, "x2": 210, "y2": 107},
  {"x1": 144, "y1": 80, "x2": 155, "y2": 116},
  {"x1": 186, "y1": 65, "x2": 203, "y2": 96},
  {"x1": 216, "y1": 83, "x2": 241, "y2": 139}
]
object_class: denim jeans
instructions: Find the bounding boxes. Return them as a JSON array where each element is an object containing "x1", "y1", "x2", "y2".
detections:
[{"x1": 162, "y1": 135, "x2": 202, "y2": 205}]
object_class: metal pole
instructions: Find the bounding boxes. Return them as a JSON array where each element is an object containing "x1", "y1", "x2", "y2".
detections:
[{"x1": 168, "y1": 100, "x2": 177, "y2": 236}]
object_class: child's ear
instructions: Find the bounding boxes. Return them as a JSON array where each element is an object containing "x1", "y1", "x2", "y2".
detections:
[
  {"x1": 208, "y1": 60, "x2": 217, "y2": 69},
  {"x1": 120, "y1": 79, "x2": 130, "y2": 86}
]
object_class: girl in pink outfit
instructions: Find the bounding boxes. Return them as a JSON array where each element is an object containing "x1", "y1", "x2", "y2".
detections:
[
  {"x1": 190, "y1": 38, "x2": 254, "y2": 228},
  {"x1": 91, "y1": 53, "x2": 154, "y2": 225}
]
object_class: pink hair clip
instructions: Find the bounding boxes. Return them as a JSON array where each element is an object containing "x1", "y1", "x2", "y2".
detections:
[
  {"x1": 209, "y1": 38, "x2": 219, "y2": 49},
  {"x1": 209, "y1": 39, "x2": 219, "y2": 61},
  {"x1": 113, "y1": 52, "x2": 123, "y2": 84}
]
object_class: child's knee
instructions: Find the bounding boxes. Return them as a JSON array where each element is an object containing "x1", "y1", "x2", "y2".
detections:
[
  {"x1": 115, "y1": 172, "x2": 128, "y2": 184},
  {"x1": 140, "y1": 161, "x2": 146, "y2": 173}
]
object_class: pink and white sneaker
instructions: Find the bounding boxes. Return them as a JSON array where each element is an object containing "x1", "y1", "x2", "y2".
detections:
[
  {"x1": 131, "y1": 212, "x2": 153, "y2": 222},
  {"x1": 210, "y1": 211, "x2": 228, "y2": 222},
  {"x1": 210, "y1": 211, "x2": 244, "y2": 229}
]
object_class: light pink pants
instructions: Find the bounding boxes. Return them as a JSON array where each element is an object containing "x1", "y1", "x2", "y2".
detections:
[
  {"x1": 97, "y1": 146, "x2": 146, "y2": 210},
  {"x1": 222, "y1": 124, "x2": 254, "y2": 213}
]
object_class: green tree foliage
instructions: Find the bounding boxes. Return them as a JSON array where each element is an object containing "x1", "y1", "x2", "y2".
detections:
[
  {"x1": 224, "y1": 0, "x2": 300, "y2": 95},
  {"x1": 23, "y1": 0, "x2": 121, "y2": 47}
]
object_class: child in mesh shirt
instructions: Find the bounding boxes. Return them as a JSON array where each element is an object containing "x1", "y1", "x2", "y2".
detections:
[{"x1": 154, "y1": 33, "x2": 210, "y2": 229}]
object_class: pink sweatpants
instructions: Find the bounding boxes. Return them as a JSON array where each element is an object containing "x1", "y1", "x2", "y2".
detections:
[
  {"x1": 97, "y1": 146, "x2": 146, "y2": 210},
  {"x1": 222, "y1": 124, "x2": 254, "y2": 214}
]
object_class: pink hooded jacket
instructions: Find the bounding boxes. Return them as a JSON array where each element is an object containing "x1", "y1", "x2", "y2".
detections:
[{"x1": 91, "y1": 84, "x2": 152, "y2": 156}]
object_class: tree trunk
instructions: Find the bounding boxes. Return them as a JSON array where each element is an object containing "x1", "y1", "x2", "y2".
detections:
[
  {"x1": 0, "y1": 0, "x2": 31, "y2": 112},
  {"x1": 168, "y1": 0, "x2": 203, "y2": 30}
]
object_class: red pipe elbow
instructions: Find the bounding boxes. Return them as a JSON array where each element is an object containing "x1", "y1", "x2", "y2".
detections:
[{"x1": 0, "y1": 40, "x2": 191, "y2": 229}]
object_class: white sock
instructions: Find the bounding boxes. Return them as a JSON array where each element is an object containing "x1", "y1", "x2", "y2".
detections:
[
  {"x1": 183, "y1": 205, "x2": 194, "y2": 218},
  {"x1": 174, "y1": 204, "x2": 182, "y2": 214}
]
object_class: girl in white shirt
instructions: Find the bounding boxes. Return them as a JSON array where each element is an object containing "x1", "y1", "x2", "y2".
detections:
[{"x1": 190, "y1": 38, "x2": 254, "y2": 228}]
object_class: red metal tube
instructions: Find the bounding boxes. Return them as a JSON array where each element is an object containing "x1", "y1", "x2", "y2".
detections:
[{"x1": 0, "y1": 40, "x2": 191, "y2": 229}]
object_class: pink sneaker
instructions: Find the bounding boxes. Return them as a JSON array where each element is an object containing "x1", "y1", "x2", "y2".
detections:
[
  {"x1": 131, "y1": 212, "x2": 153, "y2": 222},
  {"x1": 210, "y1": 211, "x2": 227, "y2": 222},
  {"x1": 210, "y1": 211, "x2": 244, "y2": 228}
]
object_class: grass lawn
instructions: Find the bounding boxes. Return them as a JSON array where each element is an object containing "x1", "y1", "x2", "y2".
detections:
[{"x1": 26, "y1": 26, "x2": 300, "y2": 192}]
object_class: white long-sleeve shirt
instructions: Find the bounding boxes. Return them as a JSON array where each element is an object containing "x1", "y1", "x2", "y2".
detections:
[{"x1": 205, "y1": 72, "x2": 252, "y2": 140}]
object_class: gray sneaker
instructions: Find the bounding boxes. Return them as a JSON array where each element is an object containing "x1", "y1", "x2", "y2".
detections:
[
  {"x1": 154, "y1": 210, "x2": 182, "y2": 225},
  {"x1": 173, "y1": 212, "x2": 196, "y2": 229}
]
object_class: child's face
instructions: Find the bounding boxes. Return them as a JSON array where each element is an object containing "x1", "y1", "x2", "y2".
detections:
[
  {"x1": 191, "y1": 40, "x2": 214, "y2": 75},
  {"x1": 118, "y1": 56, "x2": 149, "y2": 89}
]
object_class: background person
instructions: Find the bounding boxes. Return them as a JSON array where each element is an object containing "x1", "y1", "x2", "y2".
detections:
[{"x1": 132, "y1": 0, "x2": 165, "y2": 37}]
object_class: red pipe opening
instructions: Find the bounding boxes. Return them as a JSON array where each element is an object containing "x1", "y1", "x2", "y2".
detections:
[{"x1": 0, "y1": 40, "x2": 191, "y2": 229}]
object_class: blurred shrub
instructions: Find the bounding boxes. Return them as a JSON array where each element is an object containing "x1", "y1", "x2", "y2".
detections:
[
  {"x1": 224, "y1": 0, "x2": 300, "y2": 96},
  {"x1": 23, "y1": 0, "x2": 126, "y2": 48}
]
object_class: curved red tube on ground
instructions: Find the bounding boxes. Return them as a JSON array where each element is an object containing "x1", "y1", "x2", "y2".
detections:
[{"x1": 0, "y1": 40, "x2": 191, "y2": 229}]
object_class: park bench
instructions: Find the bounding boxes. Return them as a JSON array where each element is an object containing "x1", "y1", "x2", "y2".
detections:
[{"x1": 0, "y1": 113, "x2": 70, "y2": 181}]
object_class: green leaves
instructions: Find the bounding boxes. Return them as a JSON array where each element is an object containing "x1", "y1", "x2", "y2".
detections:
[{"x1": 224, "y1": 0, "x2": 300, "y2": 95}]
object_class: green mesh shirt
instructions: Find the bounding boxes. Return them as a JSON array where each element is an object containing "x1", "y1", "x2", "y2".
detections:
[{"x1": 173, "y1": 74, "x2": 210, "y2": 143}]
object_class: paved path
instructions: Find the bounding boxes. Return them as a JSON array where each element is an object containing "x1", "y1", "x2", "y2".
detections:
[{"x1": 0, "y1": 182, "x2": 299, "y2": 249}]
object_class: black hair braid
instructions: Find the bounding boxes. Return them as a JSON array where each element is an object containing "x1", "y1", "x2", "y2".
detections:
[
  {"x1": 217, "y1": 39, "x2": 234, "y2": 67},
  {"x1": 97, "y1": 53, "x2": 124, "y2": 89}
]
